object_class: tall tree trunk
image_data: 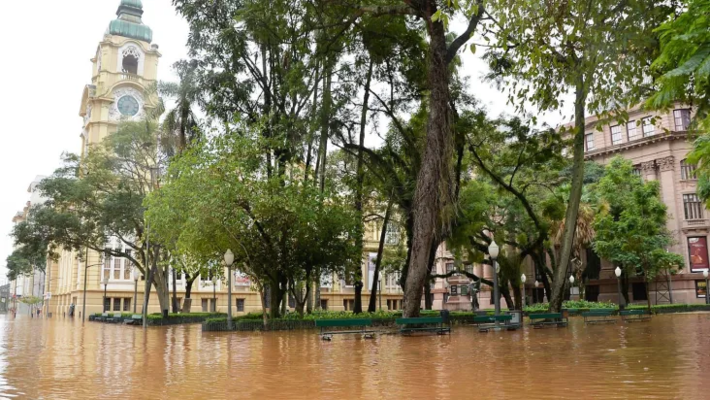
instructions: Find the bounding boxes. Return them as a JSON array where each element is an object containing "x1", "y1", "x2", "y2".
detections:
[
  {"x1": 172, "y1": 268, "x2": 178, "y2": 313},
  {"x1": 549, "y1": 75, "x2": 587, "y2": 312},
  {"x1": 403, "y1": 16, "x2": 453, "y2": 318},
  {"x1": 424, "y1": 281, "x2": 433, "y2": 310},
  {"x1": 306, "y1": 276, "x2": 313, "y2": 314},
  {"x1": 269, "y1": 279, "x2": 281, "y2": 319},
  {"x1": 314, "y1": 267, "x2": 322, "y2": 310},
  {"x1": 182, "y1": 276, "x2": 196, "y2": 313},
  {"x1": 353, "y1": 281, "x2": 364, "y2": 314},
  {"x1": 368, "y1": 197, "x2": 393, "y2": 312},
  {"x1": 424, "y1": 238, "x2": 440, "y2": 310}
]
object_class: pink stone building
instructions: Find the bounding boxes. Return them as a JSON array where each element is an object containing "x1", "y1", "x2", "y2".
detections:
[{"x1": 568, "y1": 105, "x2": 708, "y2": 305}]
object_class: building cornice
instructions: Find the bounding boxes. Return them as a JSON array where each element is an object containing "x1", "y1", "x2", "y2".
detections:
[{"x1": 584, "y1": 131, "x2": 692, "y2": 160}]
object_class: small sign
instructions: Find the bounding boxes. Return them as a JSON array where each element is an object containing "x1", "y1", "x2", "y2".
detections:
[{"x1": 450, "y1": 285, "x2": 458, "y2": 295}]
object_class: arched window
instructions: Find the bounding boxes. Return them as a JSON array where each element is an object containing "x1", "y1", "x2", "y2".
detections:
[{"x1": 121, "y1": 46, "x2": 141, "y2": 75}]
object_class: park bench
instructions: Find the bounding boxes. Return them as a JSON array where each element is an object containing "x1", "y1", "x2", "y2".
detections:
[
  {"x1": 95, "y1": 312, "x2": 109, "y2": 322},
  {"x1": 396, "y1": 317, "x2": 450, "y2": 336},
  {"x1": 315, "y1": 319, "x2": 375, "y2": 341},
  {"x1": 529, "y1": 313, "x2": 568, "y2": 328},
  {"x1": 620, "y1": 309, "x2": 652, "y2": 323},
  {"x1": 582, "y1": 309, "x2": 617, "y2": 324},
  {"x1": 108, "y1": 313, "x2": 124, "y2": 323},
  {"x1": 124, "y1": 314, "x2": 142, "y2": 325},
  {"x1": 473, "y1": 315, "x2": 519, "y2": 332}
]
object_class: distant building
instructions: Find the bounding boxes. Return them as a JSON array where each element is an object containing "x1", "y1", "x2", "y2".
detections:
[
  {"x1": 45, "y1": 0, "x2": 405, "y2": 318},
  {"x1": 557, "y1": 105, "x2": 707, "y2": 305}
]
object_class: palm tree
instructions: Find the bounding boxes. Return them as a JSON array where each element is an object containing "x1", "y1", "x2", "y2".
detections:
[
  {"x1": 151, "y1": 60, "x2": 201, "y2": 156},
  {"x1": 553, "y1": 203, "x2": 596, "y2": 298}
]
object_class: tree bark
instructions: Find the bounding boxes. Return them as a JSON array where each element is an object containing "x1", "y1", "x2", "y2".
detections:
[
  {"x1": 403, "y1": 14, "x2": 453, "y2": 318},
  {"x1": 353, "y1": 281, "x2": 364, "y2": 313},
  {"x1": 172, "y1": 268, "x2": 178, "y2": 313},
  {"x1": 549, "y1": 75, "x2": 587, "y2": 312},
  {"x1": 368, "y1": 197, "x2": 393, "y2": 312},
  {"x1": 182, "y1": 276, "x2": 197, "y2": 313}
]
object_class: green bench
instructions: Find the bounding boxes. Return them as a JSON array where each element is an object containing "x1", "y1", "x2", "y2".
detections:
[
  {"x1": 620, "y1": 309, "x2": 652, "y2": 322},
  {"x1": 396, "y1": 317, "x2": 450, "y2": 335},
  {"x1": 108, "y1": 313, "x2": 124, "y2": 323},
  {"x1": 582, "y1": 309, "x2": 617, "y2": 324},
  {"x1": 95, "y1": 312, "x2": 109, "y2": 322},
  {"x1": 473, "y1": 315, "x2": 519, "y2": 332},
  {"x1": 315, "y1": 319, "x2": 375, "y2": 341},
  {"x1": 124, "y1": 314, "x2": 143, "y2": 325},
  {"x1": 529, "y1": 313, "x2": 568, "y2": 328}
]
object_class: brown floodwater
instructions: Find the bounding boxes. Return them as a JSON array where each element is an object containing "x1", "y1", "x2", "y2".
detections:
[{"x1": 0, "y1": 314, "x2": 709, "y2": 399}]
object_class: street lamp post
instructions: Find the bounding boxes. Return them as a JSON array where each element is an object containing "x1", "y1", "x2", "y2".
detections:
[
  {"x1": 615, "y1": 267, "x2": 625, "y2": 311},
  {"x1": 102, "y1": 277, "x2": 109, "y2": 313},
  {"x1": 569, "y1": 275, "x2": 575, "y2": 300},
  {"x1": 704, "y1": 270, "x2": 709, "y2": 305},
  {"x1": 521, "y1": 274, "x2": 527, "y2": 312},
  {"x1": 488, "y1": 240, "x2": 500, "y2": 328},
  {"x1": 132, "y1": 267, "x2": 139, "y2": 314},
  {"x1": 224, "y1": 249, "x2": 235, "y2": 330}
]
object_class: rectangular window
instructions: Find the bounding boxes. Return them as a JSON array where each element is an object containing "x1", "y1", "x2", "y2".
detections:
[
  {"x1": 681, "y1": 160, "x2": 697, "y2": 180},
  {"x1": 465, "y1": 264, "x2": 474, "y2": 274},
  {"x1": 450, "y1": 285, "x2": 458, "y2": 295},
  {"x1": 688, "y1": 237, "x2": 710, "y2": 272},
  {"x1": 611, "y1": 125, "x2": 623, "y2": 145},
  {"x1": 236, "y1": 298, "x2": 245, "y2": 312},
  {"x1": 113, "y1": 257, "x2": 121, "y2": 280},
  {"x1": 104, "y1": 297, "x2": 111, "y2": 311},
  {"x1": 103, "y1": 251, "x2": 111, "y2": 281},
  {"x1": 642, "y1": 117, "x2": 655, "y2": 137},
  {"x1": 385, "y1": 222, "x2": 400, "y2": 245},
  {"x1": 674, "y1": 109, "x2": 691, "y2": 131},
  {"x1": 124, "y1": 251, "x2": 132, "y2": 280},
  {"x1": 446, "y1": 262, "x2": 454, "y2": 273},
  {"x1": 683, "y1": 194, "x2": 703, "y2": 220},
  {"x1": 320, "y1": 299, "x2": 328, "y2": 310},
  {"x1": 123, "y1": 298, "x2": 131, "y2": 312},
  {"x1": 585, "y1": 133, "x2": 594, "y2": 151},
  {"x1": 696, "y1": 281, "x2": 707, "y2": 298},
  {"x1": 112, "y1": 298, "x2": 121, "y2": 311},
  {"x1": 201, "y1": 298, "x2": 208, "y2": 312},
  {"x1": 342, "y1": 299, "x2": 354, "y2": 311},
  {"x1": 627, "y1": 121, "x2": 639, "y2": 141}
]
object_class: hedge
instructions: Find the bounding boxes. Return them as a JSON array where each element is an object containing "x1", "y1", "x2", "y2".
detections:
[{"x1": 92, "y1": 312, "x2": 226, "y2": 326}]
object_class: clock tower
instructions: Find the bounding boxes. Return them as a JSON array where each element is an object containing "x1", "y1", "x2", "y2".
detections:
[{"x1": 79, "y1": 0, "x2": 160, "y2": 156}]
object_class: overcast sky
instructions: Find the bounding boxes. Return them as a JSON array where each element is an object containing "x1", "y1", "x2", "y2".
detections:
[{"x1": 0, "y1": 1, "x2": 567, "y2": 280}]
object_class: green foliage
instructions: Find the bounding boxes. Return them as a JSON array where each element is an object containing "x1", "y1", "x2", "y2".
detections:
[
  {"x1": 6, "y1": 243, "x2": 47, "y2": 281},
  {"x1": 18, "y1": 296, "x2": 43, "y2": 306},
  {"x1": 593, "y1": 157, "x2": 684, "y2": 283},
  {"x1": 649, "y1": 0, "x2": 710, "y2": 130},
  {"x1": 145, "y1": 127, "x2": 361, "y2": 314}
]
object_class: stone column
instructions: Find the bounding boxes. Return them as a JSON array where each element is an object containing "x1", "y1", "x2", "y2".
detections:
[
  {"x1": 640, "y1": 161, "x2": 657, "y2": 181},
  {"x1": 657, "y1": 156, "x2": 682, "y2": 257}
]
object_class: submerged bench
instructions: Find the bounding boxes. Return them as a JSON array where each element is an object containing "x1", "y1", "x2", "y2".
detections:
[
  {"x1": 529, "y1": 313, "x2": 568, "y2": 328},
  {"x1": 95, "y1": 312, "x2": 109, "y2": 322},
  {"x1": 124, "y1": 314, "x2": 142, "y2": 325},
  {"x1": 582, "y1": 309, "x2": 617, "y2": 324},
  {"x1": 396, "y1": 317, "x2": 450, "y2": 335},
  {"x1": 473, "y1": 315, "x2": 519, "y2": 332},
  {"x1": 315, "y1": 319, "x2": 374, "y2": 341},
  {"x1": 620, "y1": 309, "x2": 652, "y2": 323}
]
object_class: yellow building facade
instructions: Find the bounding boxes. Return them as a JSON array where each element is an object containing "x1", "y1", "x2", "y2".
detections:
[{"x1": 45, "y1": 0, "x2": 404, "y2": 319}]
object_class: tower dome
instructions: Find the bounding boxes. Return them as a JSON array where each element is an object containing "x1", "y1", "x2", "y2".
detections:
[{"x1": 107, "y1": 0, "x2": 153, "y2": 43}]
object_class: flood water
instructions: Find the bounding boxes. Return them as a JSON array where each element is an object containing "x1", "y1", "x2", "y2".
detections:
[{"x1": 0, "y1": 314, "x2": 708, "y2": 399}]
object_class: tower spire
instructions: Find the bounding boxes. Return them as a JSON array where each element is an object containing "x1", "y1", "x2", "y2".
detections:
[{"x1": 107, "y1": 0, "x2": 153, "y2": 43}]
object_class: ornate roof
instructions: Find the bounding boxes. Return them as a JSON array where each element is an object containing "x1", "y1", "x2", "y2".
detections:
[{"x1": 107, "y1": 0, "x2": 152, "y2": 43}]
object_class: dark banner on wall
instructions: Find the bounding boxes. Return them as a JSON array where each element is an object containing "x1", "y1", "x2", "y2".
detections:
[{"x1": 688, "y1": 236, "x2": 709, "y2": 272}]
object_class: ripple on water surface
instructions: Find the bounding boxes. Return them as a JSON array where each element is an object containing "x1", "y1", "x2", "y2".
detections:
[{"x1": 0, "y1": 314, "x2": 708, "y2": 399}]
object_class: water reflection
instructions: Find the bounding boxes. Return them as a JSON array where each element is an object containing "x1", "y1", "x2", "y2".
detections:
[{"x1": 0, "y1": 314, "x2": 707, "y2": 399}]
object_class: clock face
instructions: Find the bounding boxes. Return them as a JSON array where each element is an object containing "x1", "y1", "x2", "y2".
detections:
[{"x1": 117, "y1": 95, "x2": 140, "y2": 117}]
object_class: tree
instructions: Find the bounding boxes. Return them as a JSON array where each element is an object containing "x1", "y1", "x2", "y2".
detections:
[
  {"x1": 145, "y1": 129, "x2": 361, "y2": 318},
  {"x1": 6, "y1": 242, "x2": 47, "y2": 282},
  {"x1": 648, "y1": 0, "x2": 710, "y2": 130},
  {"x1": 592, "y1": 157, "x2": 684, "y2": 311},
  {"x1": 486, "y1": 0, "x2": 675, "y2": 311},
  {"x1": 11, "y1": 121, "x2": 173, "y2": 318}
]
